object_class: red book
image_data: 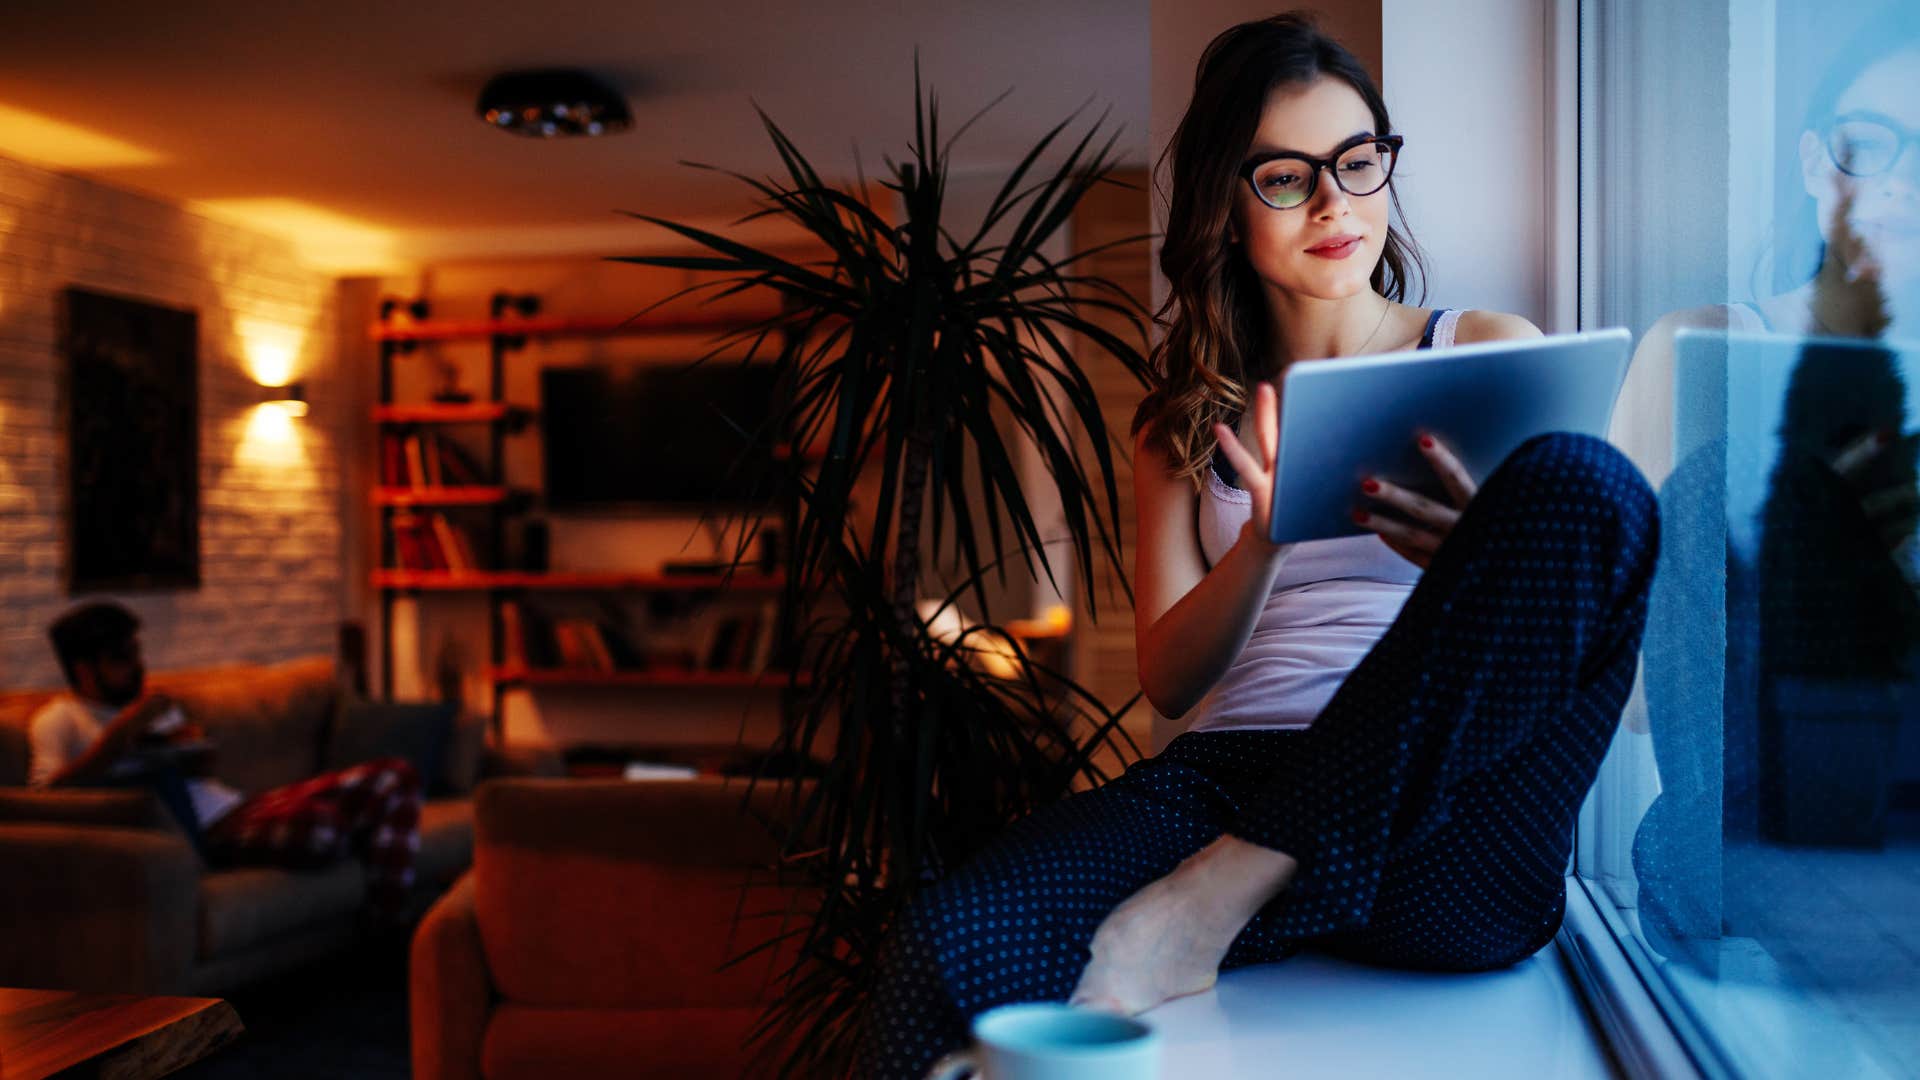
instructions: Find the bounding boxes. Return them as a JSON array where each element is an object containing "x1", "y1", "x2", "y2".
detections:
[
  {"x1": 392, "y1": 513, "x2": 424, "y2": 569},
  {"x1": 414, "y1": 516, "x2": 448, "y2": 570},
  {"x1": 381, "y1": 433, "x2": 404, "y2": 486}
]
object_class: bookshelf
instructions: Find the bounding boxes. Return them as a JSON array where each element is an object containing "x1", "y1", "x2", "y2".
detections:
[{"x1": 371, "y1": 297, "x2": 812, "y2": 742}]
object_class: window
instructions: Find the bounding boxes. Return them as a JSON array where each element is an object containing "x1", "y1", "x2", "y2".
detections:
[{"x1": 1577, "y1": 1, "x2": 1920, "y2": 1076}]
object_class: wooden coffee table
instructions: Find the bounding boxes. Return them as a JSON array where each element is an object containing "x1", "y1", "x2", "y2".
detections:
[{"x1": 0, "y1": 987, "x2": 242, "y2": 1080}]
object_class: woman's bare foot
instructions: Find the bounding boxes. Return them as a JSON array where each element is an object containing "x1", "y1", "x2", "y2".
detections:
[{"x1": 1069, "y1": 836, "x2": 1298, "y2": 1015}]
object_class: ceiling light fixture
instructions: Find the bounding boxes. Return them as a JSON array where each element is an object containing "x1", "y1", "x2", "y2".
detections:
[{"x1": 476, "y1": 69, "x2": 632, "y2": 138}]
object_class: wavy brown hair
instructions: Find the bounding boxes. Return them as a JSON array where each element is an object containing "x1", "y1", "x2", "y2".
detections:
[{"x1": 1132, "y1": 11, "x2": 1427, "y2": 487}]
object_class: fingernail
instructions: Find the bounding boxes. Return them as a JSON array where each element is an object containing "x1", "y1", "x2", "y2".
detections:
[
  {"x1": 1352, "y1": 510, "x2": 1370, "y2": 524},
  {"x1": 1361, "y1": 479, "x2": 1380, "y2": 494},
  {"x1": 1419, "y1": 435, "x2": 1435, "y2": 450}
]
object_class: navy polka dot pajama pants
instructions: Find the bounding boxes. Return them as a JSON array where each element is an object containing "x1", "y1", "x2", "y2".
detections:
[{"x1": 858, "y1": 432, "x2": 1660, "y2": 1078}]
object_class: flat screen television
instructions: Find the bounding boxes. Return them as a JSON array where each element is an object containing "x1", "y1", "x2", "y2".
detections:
[{"x1": 540, "y1": 362, "x2": 781, "y2": 509}]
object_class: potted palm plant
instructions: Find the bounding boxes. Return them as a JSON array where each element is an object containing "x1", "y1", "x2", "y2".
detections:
[{"x1": 613, "y1": 56, "x2": 1156, "y2": 1074}]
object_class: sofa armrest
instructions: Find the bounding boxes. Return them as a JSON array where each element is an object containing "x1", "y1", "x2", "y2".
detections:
[
  {"x1": 0, "y1": 822, "x2": 200, "y2": 993},
  {"x1": 411, "y1": 873, "x2": 491, "y2": 1080}
]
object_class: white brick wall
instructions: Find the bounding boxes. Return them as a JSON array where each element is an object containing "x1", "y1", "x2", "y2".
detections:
[{"x1": 0, "y1": 152, "x2": 342, "y2": 688}]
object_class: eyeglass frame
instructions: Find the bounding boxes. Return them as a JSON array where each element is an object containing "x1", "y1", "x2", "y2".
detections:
[
  {"x1": 1824, "y1": 110, "x2": 1919, "y2": 177},
  {"x1": 1237, "y1": 133, "x2": 1405, "y2": 210}
]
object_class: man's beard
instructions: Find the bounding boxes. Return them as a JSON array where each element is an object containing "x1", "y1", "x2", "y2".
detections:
[{"x1": 100, "y1": 668, "x2": 144, "y2": 708}]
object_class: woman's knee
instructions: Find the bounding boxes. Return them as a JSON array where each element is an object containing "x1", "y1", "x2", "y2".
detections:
[{"x1": 1476, "y1": 432, "x2": 1658, "y2": 556}]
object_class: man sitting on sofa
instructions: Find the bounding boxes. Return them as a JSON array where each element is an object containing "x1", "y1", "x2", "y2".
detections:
[{"x1": 27, "y1": 600, "x2": 424, "y2": 924}]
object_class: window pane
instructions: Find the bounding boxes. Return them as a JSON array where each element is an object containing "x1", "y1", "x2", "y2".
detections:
[{"x1": 1581, "y1": 1, "x2": 1920, "y2": 1076}]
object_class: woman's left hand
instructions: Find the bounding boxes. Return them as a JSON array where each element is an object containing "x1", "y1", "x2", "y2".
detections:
[{"x1": 1355, "y1": 431, "x2": 1478, "y2": 568}]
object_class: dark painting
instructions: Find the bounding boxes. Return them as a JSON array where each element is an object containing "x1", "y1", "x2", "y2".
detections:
[{"x1": 65, "y1": 287, "x2": 200, "y2": 592}]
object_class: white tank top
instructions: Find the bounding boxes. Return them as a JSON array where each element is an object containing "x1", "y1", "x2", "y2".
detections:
[{"x1": 1179, "y1": 309, "x2": 1461, "y2": 732}]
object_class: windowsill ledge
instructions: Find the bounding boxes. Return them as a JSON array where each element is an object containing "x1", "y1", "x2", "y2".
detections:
[{"x1": 1143, "y1": 945, "x2": 1614, "y2": 1078}]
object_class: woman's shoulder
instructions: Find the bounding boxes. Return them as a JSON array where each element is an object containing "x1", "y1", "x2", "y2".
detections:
[{"x1": 1450, "y1": 309, "x2": 1545, "y2": 345}]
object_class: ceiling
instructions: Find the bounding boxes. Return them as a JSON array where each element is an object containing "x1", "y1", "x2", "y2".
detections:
[{"x1": 0, "y1": 1, "x2": 1149, "y2": 273}]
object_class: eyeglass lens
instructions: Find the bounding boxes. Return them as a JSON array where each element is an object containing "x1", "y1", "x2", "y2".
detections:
[
  {"x1": 1250, "y1": 141, "x2": 1397, "y2": 209},
  {"x1": 1827, "y1": 116, "x2": 1911, "y2": 177}
]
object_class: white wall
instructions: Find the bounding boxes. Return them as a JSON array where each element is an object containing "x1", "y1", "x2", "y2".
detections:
[
  {"x1": 0, "y1": 152, "x2": 343, "y2": 689},
  {"x1": 1382, "y1": 0, "x2": 1565, "y2": 328}
]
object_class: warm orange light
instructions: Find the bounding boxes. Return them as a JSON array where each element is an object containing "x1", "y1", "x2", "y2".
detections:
[
  {"x1": 190, "y1": 197, "x2": 404, "y2": 274},
  {"x1": 0, "y1": 103, "x2": 165, "y2": 170}
]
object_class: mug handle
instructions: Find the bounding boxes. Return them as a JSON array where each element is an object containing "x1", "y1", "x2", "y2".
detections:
[{"x1": 924, "y1": 1049, "x2": 980, "y2": 1079}]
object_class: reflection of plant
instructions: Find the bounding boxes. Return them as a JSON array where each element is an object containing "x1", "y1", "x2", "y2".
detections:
[{"x1": 613, "y1": 56, "x2": 1156, "y2": 1074}]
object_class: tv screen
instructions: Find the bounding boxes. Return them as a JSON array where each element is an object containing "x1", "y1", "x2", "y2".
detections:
[{"x1": 541, "y1": 362, "x2": 780, "y2": 509}]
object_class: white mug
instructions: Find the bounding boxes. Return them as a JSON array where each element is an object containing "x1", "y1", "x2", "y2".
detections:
[{"x1": 925, "y1": 1002, "x2": 1161, "y2": 1080}]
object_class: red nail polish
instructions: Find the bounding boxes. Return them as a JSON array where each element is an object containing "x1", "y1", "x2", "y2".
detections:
[
  {"x1": 1352, "y1": 510, "x2": 1370, "y2": 524},
  {"x1": 1419, "y1": 435, "x2": 1435, "y2": 450},
  {"x1": 1361, "y1": 479, "x2": 1380, "y2": 494}
]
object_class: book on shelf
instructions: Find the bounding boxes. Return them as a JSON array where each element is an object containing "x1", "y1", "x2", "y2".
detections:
[
  {"x1": 381, "y1": 433, "x2": 405, "y2": 486},
  {"x1": 434, "y1": 435, "x2": 489, "y2": 487},
  {"x1": 702, "y1": 614, "x2": 742, "y2": 671},
  {"x1": 745, "y1": 598, "x2": 780, "y2": 673},
  {"x1": 428, "y1": 514, "x2": 468, "y2": 572},
  {"x1": 728, "y1": 609, "x2": 761, "y2": 670},
  {"x1": 517, "y1": 605, "x2": 561, "y2": 669},
  {"x1": 381, "y1": 431, "x2": 492, "y2": 488},
  {"x1": 404, "y1": 435, "x2": 429, "y2": 490},
  {"x1": 499, "y1": 600, "x2": 528, "y2": 669},
  {"x1": 387, "y1": 512, "x2": 480, "y2": 573},
  {"x1": 593, "y1": 611, "x2": 648, "y2": 670},
  {"x1": 577, "y1": 620, "x2": 617, "y2": 671}
]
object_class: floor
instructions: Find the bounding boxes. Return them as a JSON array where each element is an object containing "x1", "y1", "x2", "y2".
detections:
[
  {"x1": 173, "y1": 932, "x2": 411, "y2": 1080},
  {"x1": 1146, "y1": 947, "x2": 1615, "y2": 1079}
]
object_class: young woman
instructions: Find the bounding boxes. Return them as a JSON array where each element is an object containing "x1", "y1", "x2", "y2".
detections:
[{"x1": 859, "y1": 14, "x2": 1659, "y2": 1076}]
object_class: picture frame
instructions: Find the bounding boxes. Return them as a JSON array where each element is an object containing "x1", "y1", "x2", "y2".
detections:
[{"x1": 63, "y1": 286, "x2": 201, "y2": 592}]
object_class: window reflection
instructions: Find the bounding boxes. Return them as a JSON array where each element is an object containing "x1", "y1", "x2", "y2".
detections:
[{"x1": 1589, "y1": 1, "x2": 1919, "y2": 1075}]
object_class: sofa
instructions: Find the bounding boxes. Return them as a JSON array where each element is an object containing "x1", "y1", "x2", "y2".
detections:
[
  {"x1": 0, "y1": 654, "x2": 559, "y2": 995},
  {"x1": 411, "y1": 777, "x2": 813, "y2": 1079}
]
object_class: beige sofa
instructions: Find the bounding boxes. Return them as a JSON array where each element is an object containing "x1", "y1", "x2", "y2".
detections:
[{"x1": 0, "y1": 655, "x2": 558, "y2": 995}]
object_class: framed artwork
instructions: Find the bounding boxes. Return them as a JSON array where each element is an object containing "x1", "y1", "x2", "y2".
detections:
[{"x1": 63, "y1": 287, "x2": 200, "y2": 592}]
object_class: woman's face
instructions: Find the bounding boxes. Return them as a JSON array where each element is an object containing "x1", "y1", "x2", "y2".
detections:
[
  {"x1": 1801, "y1": 46, "x2": 1920, "y2": 287},
  {"x1": 1230, "y1": 76, "x2": 1392, "y2": 303}
]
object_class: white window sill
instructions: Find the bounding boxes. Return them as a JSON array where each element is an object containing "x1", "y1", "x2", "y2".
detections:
[{"x1": 1143, "y1": 935, "x2": 1615, "y2": 1079}]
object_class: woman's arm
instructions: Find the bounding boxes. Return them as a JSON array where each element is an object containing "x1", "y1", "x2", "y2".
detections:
[{"x1": 1132, "y1": 418, "x2": 1291, "y2": 720}]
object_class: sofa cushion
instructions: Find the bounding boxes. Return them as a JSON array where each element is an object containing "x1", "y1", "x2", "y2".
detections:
[
  {"x1": 325, "y1": 701, "x2": 454, "y2": 795},
  {"x1": 417, "y1": 798, "x2": 474, "y2": 890},
  {"x1": 153, "y1": 657, "x2": 339, "y2": 796},
  {"x1": 481, "y1": 1004, "x2": 766, "y2": 1080},
  {"x1": 199, "y1": 859, "x2": 366, "y2": 961}
]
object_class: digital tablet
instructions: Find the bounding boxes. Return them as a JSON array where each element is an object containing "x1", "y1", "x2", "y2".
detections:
[
  {"x1": 1672, "y1": 328, "x2": 1920, "y2": 559},
  {"x1": 1267, "y1": 328, "x2": 1632, "y2": 545}
]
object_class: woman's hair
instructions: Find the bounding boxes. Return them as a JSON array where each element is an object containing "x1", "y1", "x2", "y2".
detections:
[
  {"x1": 1765, "y1": 0, "x2": 1920, "y2": 294},
  {"x1": 1132, "y1": 11, "x2": 1427, "y2": 487}
]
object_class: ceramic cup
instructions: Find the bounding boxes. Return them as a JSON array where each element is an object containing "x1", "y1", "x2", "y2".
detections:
[{"x1": 924, "y1": 1002, "x2": 1161, "y2": 1080}]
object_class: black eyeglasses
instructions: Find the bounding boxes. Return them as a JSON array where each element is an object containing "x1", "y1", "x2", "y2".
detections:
[
  {"x1": 1238, "y1": 133, "x2": 1404, "y2": 210},
  {"x1": 1826, "y1": 111, "x2": 1918, "y2": 177}
]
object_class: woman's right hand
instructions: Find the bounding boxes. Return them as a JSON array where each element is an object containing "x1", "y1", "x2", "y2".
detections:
[{"x1": 1214, "y1": 380, "x2": 1287, "y2": 558}]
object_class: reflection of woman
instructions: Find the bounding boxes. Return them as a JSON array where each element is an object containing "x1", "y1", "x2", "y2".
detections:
[
  {"x1": 1630, "y1": 2, "x2": 1920, "y2": 962},
  {"x1": 859, "y1": 14, "x2": 1659, "y2": 1076}
]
